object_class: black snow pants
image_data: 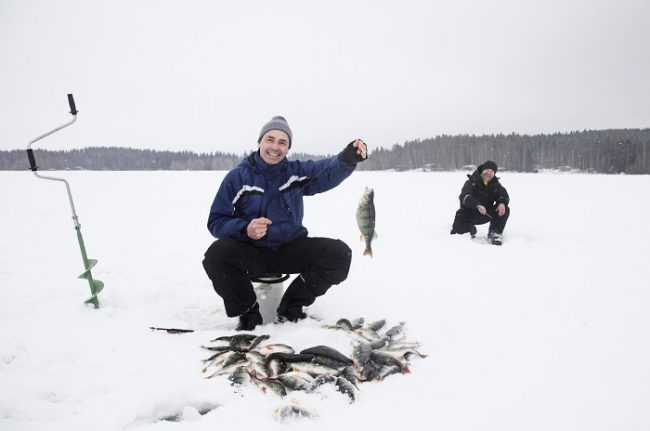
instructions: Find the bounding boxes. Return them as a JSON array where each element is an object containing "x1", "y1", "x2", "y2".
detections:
[
  {"x1": 451, "y1": 205, "x2": 510, "y2": 235},
  {"x1": 202, "y1": 237, "x2": 352, "y2": 317}
]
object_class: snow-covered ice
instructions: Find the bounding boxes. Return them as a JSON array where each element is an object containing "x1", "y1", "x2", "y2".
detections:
[{"x1": 1, "y1": 170, "x2": 649, "y2": 430}]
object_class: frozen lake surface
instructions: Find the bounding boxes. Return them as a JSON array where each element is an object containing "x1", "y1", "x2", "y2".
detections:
[{"x1": 1, "y1": 170, "x2": 649, "y2": 430}]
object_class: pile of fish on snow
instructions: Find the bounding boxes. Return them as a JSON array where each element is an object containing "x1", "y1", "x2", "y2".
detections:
[{"x1": 201, "y1": 317, "x2": 426, "y2": 417}]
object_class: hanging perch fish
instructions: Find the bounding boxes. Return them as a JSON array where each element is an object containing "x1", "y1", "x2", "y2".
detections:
[{"x1": 355, "y1": 187, "x2": 377, "y2": 257}]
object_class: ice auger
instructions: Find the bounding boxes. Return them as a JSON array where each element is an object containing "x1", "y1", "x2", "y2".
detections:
[{"x1": 26, "y1": 94, "x2": 104, "y2": 308}]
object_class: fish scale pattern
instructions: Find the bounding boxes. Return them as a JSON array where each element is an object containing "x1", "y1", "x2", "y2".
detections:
[{"x1": 200, "y1": 317, "x2": 426, "y2": 417}]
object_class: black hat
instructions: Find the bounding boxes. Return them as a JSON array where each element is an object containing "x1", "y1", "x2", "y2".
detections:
[{"x1": 480, "y1": 160, "x2": 498, "y2": 173}]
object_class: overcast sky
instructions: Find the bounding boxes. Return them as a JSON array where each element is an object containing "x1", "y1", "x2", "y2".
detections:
[{"x1": 1, "y1": 0, "x2": 649, "y2": 156}]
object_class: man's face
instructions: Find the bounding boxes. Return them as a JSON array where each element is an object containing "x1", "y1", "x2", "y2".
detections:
[
  {"x1": 258, "y1": 130, "x2": 290, "y2": 165},
  {"x1": 481, "y1": 168, "x2": 495, "y2": 182}
]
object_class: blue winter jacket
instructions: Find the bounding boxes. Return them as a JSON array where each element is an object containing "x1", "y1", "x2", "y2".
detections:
[{"x1": 207, "y1": 151, "x2": 356, "y2": 248}]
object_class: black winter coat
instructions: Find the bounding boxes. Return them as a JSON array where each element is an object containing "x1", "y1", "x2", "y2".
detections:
[{"x1": 458, "y1": 170, "x2": 510, "y2": 210}]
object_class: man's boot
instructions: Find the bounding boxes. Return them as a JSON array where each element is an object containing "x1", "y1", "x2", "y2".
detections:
[
  {"x1": 487, "y1": 231, "x2": 503, "y2": 246},
  {"x1": 276, "y1": 275, "x2": 313, "y2": 323},
  {"x1": 276, "y1": 304, "x2": 307, "y2": 323},
  {"x1": 236, "y1": 302, "x2": 263, "y2": 331}
]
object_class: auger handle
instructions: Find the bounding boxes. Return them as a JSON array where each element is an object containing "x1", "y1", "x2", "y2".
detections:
[
  {"x1": 27, "y1": 149, "x2": 38, "y2": 171},
  {"x1": 27, "y1": 94, "x2": 78, "y2": 170},
  {"x1": 68, "y1": 94, "x2": 78, "y2": 115}
]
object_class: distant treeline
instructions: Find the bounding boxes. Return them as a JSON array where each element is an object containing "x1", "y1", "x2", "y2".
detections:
[
  {"x1": 2, "y1": 129, "x2": 649, "y2": 173},
  {"x1": 357, "y1": 128, "x2": 650, "y2": 174},
  {"x1": 2, "y1": 147, "x2": 241, "y2": 171},
  {"x1": 0, "y1": 147, "x2": 326, "y2": 171}
]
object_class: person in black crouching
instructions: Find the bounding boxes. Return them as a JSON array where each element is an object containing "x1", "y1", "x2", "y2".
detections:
[{"x1": 450, "y1": 160, "x2": 510, "y2": 245}]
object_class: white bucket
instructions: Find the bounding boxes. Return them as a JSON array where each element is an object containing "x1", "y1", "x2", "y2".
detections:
[{"x1": 254, "y1": 280, "x2": 285, "y2": 324}]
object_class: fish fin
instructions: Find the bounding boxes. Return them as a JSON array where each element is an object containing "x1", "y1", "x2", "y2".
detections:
[
  {"x1": 359, "y1": 234, "x2": 364, "y2": 241},
  {"x1": 372, "y1": 231, "x2": 378, "y2": 239}
]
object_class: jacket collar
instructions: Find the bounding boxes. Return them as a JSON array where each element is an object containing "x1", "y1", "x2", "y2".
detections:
[
  {"x1": 469, "y1": 169, "x2": 500, "y2": 185},
  {"x1": 249, "y1": 151, "x2": 287, "y2": 175}
]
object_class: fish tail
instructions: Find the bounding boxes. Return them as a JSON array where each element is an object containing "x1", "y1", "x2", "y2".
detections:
[{"x1": 363, "y1": 247, "x2": 373, "y2": 257}]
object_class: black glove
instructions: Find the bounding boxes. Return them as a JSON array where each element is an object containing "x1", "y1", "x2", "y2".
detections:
[{"x1": 339, "y1": 140, "x2": 368, "y2": 166}]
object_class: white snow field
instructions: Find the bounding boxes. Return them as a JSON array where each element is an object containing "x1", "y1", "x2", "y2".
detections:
[{"x1": 1, "y1": 170, "x2": 649, "y2": 430}]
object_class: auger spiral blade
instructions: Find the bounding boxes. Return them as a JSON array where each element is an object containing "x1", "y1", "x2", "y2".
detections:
[
  {"x1": 76, "y1": 229, "x2": 104, "y2": 308},
  {"x1": 79, "y1": 262, "x2": 104, "y2": 308}
]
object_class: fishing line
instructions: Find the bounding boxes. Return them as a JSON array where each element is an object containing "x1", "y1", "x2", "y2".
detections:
[
  {"x1": 286, "y1": 143, "x2": 367, "y2": 200},
  {"x1": 286, "y1": 160, "x2": 333, "y2": 200}
]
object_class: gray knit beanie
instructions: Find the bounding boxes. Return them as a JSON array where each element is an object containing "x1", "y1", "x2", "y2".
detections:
[{"x1": 257, "y1": 116, "x2": 293, "y2": 148}]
